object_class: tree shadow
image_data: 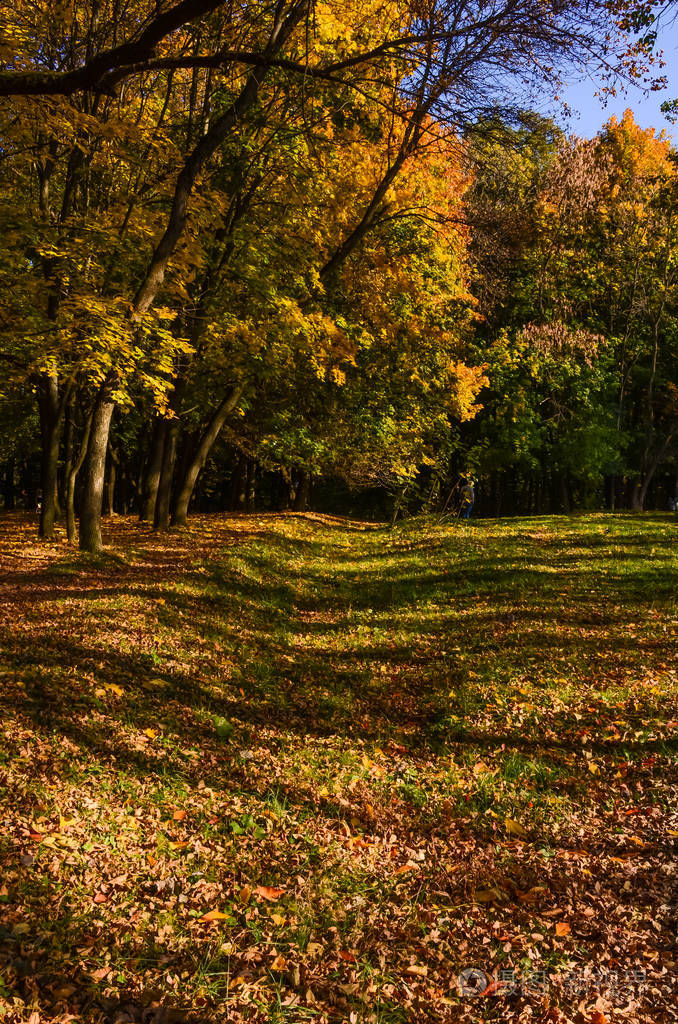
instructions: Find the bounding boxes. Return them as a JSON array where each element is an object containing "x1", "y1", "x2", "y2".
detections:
[{"x1": 1, "y1": 511, "x2": 676, "y2": 1021}]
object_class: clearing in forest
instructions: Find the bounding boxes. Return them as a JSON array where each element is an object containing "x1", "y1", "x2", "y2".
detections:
[{"x1": 0, "y1": 513, "x2": 676, "y2": 1023}]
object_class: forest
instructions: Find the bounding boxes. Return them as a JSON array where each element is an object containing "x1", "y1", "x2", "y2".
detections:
[
  {"x1": 1, "y1": 1, "x2": 677, "y2": 547},
  {"x1": 0, "y1": 4, "x2": 677, "y2": 1024}
]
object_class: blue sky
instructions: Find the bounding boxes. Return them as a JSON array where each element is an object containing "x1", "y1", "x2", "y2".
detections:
[{"x1": 551, "y1": 15, "x2": 678, "y2": 139}]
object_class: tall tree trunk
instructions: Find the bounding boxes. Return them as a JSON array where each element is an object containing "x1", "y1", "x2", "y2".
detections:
[
  {"x1": 63, "y1": 395, "x2": 74, "y2": 511},
  {"x1": 140, "y1": 417, "x2": 166, "y2": 522},
  {"x1": 292, "y1": 469, "x2": 310, "y2": 512},
  {"x1": 154, "y1": 418, "x2": 179, "y2": 532},
  {"x1": 390, "y1": 483, "x2": 407, "y2": 526},
  {"x1": 172, "y1": 385, "x2": 242, "y2": 527},
  {"x1": 608, "y1": 475, "x2": 616, "y2": 511},
  {"x1": 280, "y1": 466, "x2": 296, "y2": 509},
  {"x1": 104, "y1": 444, "x2": 118, "y2": 515},
  {"x1": 66, "y1": 409, "x2": 92, "y2": 544},
  {"x1": 37, "y1": 372, "x2": 63, "y2": 539},
  {"x1": 132, "y1": 4, "x2": 308, "y2": 315},
  {"x1": 631, "y1": 481, "x2": 643, "y2": 512},
  {"x1": 73, "y1": 8, "x2": 303, "y2": 547},
  {"x1": 79, "y1": 378, "x2": 115, "y2": 553}
]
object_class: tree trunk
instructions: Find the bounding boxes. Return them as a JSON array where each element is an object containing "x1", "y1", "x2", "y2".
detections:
[
  {"x1": 140, "y1": 417, "x2": 166, "y2": 522},
  {"x1": 245, "y1": 459, "x2": 256, "y2": 512},
  {"x1": 172, "y1": 385, "x2": 242, "y2": 527},
  {"x1": 63, "y1": 395, "x2": 74, "y2": 511},
  {"x1": 104, "y1": 444, "x2": 118, "y2": 515},
  {"x1": 608, "y1": 475, "x2": 616, "y2": 511},
  {"x1": 66, "y1": 409, "x2": 93, "y2": 544},
  {"x1": 79, "y1": 379, "x2": 115, "y2": 553},
  {"x1": 231, "y1": 454, "x2": 247, "y2": 512},
  {"x1": 390, "y1": 483, "x2": 407, "y2": 526},
  {"x1": 280, "y1": 466, "x2": 296, "y2": 509},
  {"x1": 292, "y1": 469, "x2": 310, "y2": 512},
  {"x1": 132, "y1": 5, "x2": 308, "y2": 316},
  {"x1": 37, "y1": 373, "x2": 63, "y2": 539},
  {"x1": 631, "y1": 479, "x2": 643, "y2": 512},
  {"x1": 154, "y1": 418, "x2": 179, "y2": 532}
]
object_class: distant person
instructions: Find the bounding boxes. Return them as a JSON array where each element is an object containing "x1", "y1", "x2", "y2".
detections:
[{"x1": 460, "y1": 480, "x2": 475, "y2": 519}]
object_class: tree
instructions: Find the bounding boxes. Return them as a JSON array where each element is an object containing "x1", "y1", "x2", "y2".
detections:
[{"x1": 0, "y1": 0, "x2": 665, "y2": 539}]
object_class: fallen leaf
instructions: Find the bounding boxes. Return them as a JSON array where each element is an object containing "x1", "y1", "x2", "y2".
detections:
[
  {"x1": 393, "y1": 861, "x2": 418, "y2": 875},
  {"x1": 480, "y1": 979, "x2": 507, "y2": 997},
  {"x1": 555, "y1": 921, "x2": 571, "y2": 936},
  {"x1": 254, "y1": 885, "x2": 285, "y2": 901},
  {"x1": 201, "y1": 909, "x2": 230, "y2": 922},
  {"x1": 504, "y1": 817, "x2": 528, "y2": 838}
]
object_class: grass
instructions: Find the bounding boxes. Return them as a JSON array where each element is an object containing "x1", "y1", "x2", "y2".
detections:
[{"x1": 0, "y1": 510, "x2": 676, "y2": 1023}]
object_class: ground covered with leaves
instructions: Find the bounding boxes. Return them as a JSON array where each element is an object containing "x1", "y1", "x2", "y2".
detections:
[{"x1": 0, "y1": 512, "x2": 676, "y2": 1024}]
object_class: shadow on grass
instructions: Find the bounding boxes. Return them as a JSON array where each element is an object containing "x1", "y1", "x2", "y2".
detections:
[{"x1": 1, "y1": 512, "x2": 676, "y2": 1021}]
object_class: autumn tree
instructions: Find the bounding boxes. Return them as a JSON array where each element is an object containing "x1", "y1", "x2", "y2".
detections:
[{"x1": 0, "y1": 0, "x2": 664, "y2": 540}]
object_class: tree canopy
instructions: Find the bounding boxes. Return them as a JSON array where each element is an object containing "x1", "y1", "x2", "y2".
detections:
[{"x1": 0, "y1": 0, "x2": 673, "y2": 543}]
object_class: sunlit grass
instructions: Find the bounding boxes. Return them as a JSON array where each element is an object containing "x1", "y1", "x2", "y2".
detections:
[{"x1": 0, "y1": 511, "x2": 675, "y2": 1022}]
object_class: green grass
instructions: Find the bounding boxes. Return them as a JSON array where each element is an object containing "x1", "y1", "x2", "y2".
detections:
[{"x1": 0, "y1": 511, "x2": 676, "y2": 1023}]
